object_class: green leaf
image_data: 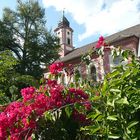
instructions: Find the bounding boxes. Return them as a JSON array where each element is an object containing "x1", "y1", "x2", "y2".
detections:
[
  {"x1": 107, "y1": 70, "x2": 120, "y2": 78},
  {"x1": 116, "y1": 97, "x2": 129, "y2": 105},
  {"x1": 127, "y1": 121, "x2": 139, "y2": 129},
  {"x1": 110, "y1": 89, "x2": 121, "y2": 93},
  {"x1": 96, "y1": 114, "x2": 103, "y2": 121},
  {"x1": 107, "y1": 100, "x2": 114, "y2": 107},
  {"x1": 65, "y1": 106, "x2": 72, "y2": 118},
  {"x1": 31, "y1": 133, "x2": 36, "y2": 139},
  {"x1": 44, "y1": 111, "x2": 53, "y2": 121},
  {"x1": 81, "y1": 125, "x2": 100, "y2": 134},
  {"x1": 87, "y1": 111, "x2": 102, "y2": 120},
  {"x1": 9, "y1": 85, "x2": 18, "y2": 94},
  {"x1": 108, "y1": 134, "x2": 120, "y2": 139},
  {"x1": 122, "y1": 50, "x2": 129, "y2": 59},
  {"x1": 107, "y1": 115, "x2": 118, "y2": 121},
  {"x1": 102, "y1": 78, "x2": 108, "y2": 96},
  {"x1": 122, "y1": 69, "x2": 130, "y2": 79},
  {"x1": 91, "y1": 96, "x2": 101, "y2": 101},
  {"x1": 90, "y1": 126, "x2": 100, "y2": 134}
]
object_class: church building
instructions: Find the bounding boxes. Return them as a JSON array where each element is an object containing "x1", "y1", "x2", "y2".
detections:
[{"x1": 45, "y1": 14, "x2": 140, "y2": 83}]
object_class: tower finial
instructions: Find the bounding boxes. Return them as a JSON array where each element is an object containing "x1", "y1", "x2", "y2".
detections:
[{"x1": 62, "y1": 8, "x2": 65, "y2": 17}]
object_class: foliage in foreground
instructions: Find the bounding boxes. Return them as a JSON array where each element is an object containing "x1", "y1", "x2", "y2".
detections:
[
  {"x1": 81, "y1": 49, "x2": 140, "y2": 139},
  {"x1": 0, "y1": 37, "x2": 140, "y2": 139}
]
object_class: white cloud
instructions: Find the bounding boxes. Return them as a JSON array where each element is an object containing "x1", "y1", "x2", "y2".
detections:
[{"x1": 42, "y1": 0, "x2": 140, "y2": 41}]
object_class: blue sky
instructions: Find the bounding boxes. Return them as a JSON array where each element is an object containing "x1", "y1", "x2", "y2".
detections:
[
  {"x1": 0, "y1": 0, "x2": 16, "y2": 17},
  {"x1": 0, "y1": 0, "x2": 140, "y2": 48}
]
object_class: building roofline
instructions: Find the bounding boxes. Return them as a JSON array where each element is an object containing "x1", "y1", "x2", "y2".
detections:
[{"x1": 58, "y1": 24, "x2": 140, "y2": 62}]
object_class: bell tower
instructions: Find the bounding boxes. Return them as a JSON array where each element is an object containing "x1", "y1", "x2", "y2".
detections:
[{"x1": 54, "y1": 11, "x2": 74, "y2": 57}]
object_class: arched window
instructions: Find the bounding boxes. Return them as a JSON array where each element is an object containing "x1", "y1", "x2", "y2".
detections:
[
  {"x1": 67, "y1": 38, "x2": 71, "y2": 45},
  {"x1": 61, "y1": 74, "x2": 65, "y2": 84},
  {"x1": 90, "y1": 65, "x2": 96, "y2": 81},
  {"x1": 113, "y1": 55, "x2": 122, "y2": 65}
]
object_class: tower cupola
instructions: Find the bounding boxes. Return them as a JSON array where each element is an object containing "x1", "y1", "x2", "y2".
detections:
[
  {"x1": 58, "y1": 15, "x2": 70, "y2": 27},
  {"x1": 54, "y1": 12, "x2": 74, "y2": 57}
]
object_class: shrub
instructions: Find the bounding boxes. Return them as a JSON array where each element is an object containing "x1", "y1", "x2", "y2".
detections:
[{"x1": 0, "y1": 37, "x2": 140, "y2": 139}]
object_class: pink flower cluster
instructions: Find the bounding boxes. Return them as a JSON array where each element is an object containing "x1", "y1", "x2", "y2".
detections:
[
  {"x1": 0, "y1": 101, "x2": 35, "y2": 140},
  {"x1": 21, "y1": 87, "x2": 35, "y2": 102},
  {"x1": 48, "y1": 80, "x2": 64, "y2": 108},
  {"x1": 49, "y1": 62, "x2": 64, "y2": 74},
  {"x1": 95, "y1": 36, "x2": 108, "y2": 49},
  {"x1": 65, "y1": 88, "x2": 91, "y2": 111},
  {"x1": 65, "y1": 88, "x2": 89, "y2": 103},
  {"x1": 0, "y1": 79, "x2": 91, "y2": 139}
]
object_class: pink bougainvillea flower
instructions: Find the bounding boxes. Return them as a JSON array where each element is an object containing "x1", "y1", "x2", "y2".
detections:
[
  {"x1": 95, "y1": 42, "x2": 102, "y2": 49},
  {"x1": 99, "y1": 36, "x2": 104, "y2": 42},
  {"x1": 49, "y1": 62, "x2": 64, "y2": 75},
  {"x1": 84, "y1": 101, "x2": 92, "y2": 110},
  {"x1": 47, "y1": 79, "x2": 57, "y2": 87},
  {"x1": 21, "y1": 86, "x2": 36, "y2": 102},
  {"x1": 0, "y1": 80, "x2": 91, "y2": 139},
  {"x1": 69, "y1": 88, "x2": 89, "y2": 100},
  {"x1": 95, "y1": 36, "x2": 108, "y2": 49}
]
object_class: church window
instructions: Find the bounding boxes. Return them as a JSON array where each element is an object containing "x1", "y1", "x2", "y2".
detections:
[
  {"x1": 113, "y1": 55, "x2": 122, "y2": 65},
  {"x1": 67, "y1": 31, "x2": 70, "y2": 35},
  {"x1": 90, "y1": 65, "x2": 96, "y2": 81}
]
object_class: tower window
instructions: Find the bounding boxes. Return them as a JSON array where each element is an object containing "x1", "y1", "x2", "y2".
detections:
[
  {"x1": 67, "y1": 31, "x2": 70, "y2": 35},
  {"x1": 59, "y1": 37, "x2": 62, "y2": 44},
  {"x1": 67, "y1": 38, "x2": 71, "y2": 45}
]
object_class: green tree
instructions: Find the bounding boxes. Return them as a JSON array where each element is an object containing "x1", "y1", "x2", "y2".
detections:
[
  {"x1": 0, "y1": 0, "x2": 60, "y2": 79},
  {"x1": 0, "y1": 50, "x2": 37, "y2": 105},
  {"x1": 0, "y1": 50, "x2": 17, "y2": 104}
]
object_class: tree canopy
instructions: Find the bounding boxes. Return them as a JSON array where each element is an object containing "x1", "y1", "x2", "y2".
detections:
[{"x1": 0, "y1": 0, "x2": 60, "y2": 79}]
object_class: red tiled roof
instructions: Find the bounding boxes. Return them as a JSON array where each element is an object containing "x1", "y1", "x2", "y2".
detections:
[{"x1": 58, "y1": 24, "x2": 140, "y2": 62}]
